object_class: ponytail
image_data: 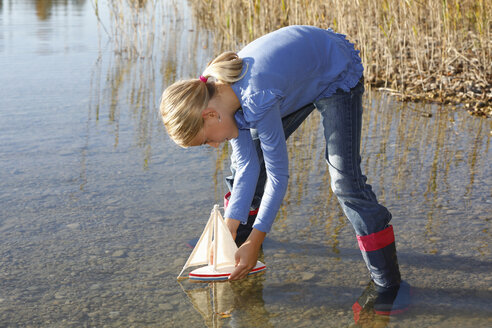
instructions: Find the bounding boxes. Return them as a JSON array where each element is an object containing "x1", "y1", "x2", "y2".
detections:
[
  {"x1": 201, "y1": 51, "x2": 245, "y2": 84},
  {"x1": 159, "y1": 51, "x2": 245, "y2": 147}
]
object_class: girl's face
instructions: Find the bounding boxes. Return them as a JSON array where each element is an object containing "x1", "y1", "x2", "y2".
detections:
[
  {"x1": 189, "y1": 83, "x2": 240, "y2": 148},
  {"x1": 190, "y1": 109, "x2": 238, "y2": 148}
]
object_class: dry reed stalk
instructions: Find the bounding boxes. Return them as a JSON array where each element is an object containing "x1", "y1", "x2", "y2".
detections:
[
  {"x1": 190, "y1": 0, "x2": 491, "y2": 117},
  {"x1": 90, "y1": 0, "x2": 178, "y2": 168},
  {"x1": 97, "y1": 0, "x2": 162, "y2": 59}
]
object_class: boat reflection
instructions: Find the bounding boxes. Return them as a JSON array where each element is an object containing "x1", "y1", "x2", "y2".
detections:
[
  {"x1": 13, "y1": 0, "x2": 87, "y2": 21},
  {"x1": 179, "y1": 273, "x2": 273, "y2": 328}
]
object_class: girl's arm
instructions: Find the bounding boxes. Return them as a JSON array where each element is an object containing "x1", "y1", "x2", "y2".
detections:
[
  {"x1": 228, "y1": 104, "x2": 288, "y2": 280},
  {"x1": 224, "y1": 129, "x2": 260, "y2": 232},
  {"x1": 251, "y1": 103, "x2": 289, "y2": 233}
]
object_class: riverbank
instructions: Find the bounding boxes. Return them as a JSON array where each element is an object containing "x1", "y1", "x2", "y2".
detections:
[{"x1": 190, "y1": 0, "x2": 491, "y2": 117}]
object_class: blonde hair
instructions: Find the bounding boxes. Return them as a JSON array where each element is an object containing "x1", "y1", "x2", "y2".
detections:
[{"x1": 160, "y1": 51, "x2": 244, "y2": 147}]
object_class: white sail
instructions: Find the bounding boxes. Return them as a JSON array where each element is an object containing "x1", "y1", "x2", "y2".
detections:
[
  {"x1": 177, "y1": 208, "x2": 214, "y2": 278},
  {"x1": 214, "y1": 209, "x2": 238, "y2": 269}
]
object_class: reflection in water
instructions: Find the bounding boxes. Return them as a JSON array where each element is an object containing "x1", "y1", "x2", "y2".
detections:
[
  {"x1": 35, "y1": 0, "x2": 59, "y2": 20},
  {"x1": 86, "y1": 53, "x2": 156, "y2": 171},
  {"x1": 103, "y1": 0, "x2": 159, "y2": 58},
  {"x1": 350, "y1": 285, "x2": 390, "y2": 328},
  {"x1": 180, "y1": 282, "x2": 231, "y2": 327},
  {"x1": 33, "y1": 0, "x2": 86, "y2": 20},
  {"x1": 180, "y1": 273, "x2": 273, "y2": 328},
  {"x1": 86, "y1": 0, "x2": 214, "y2": 172},
  {"x1": 87, "y1": 0, "x2": 166, "y2": 163},
  {"x1": 179, "y1": 248, "x2": 271, "y2": 328}
]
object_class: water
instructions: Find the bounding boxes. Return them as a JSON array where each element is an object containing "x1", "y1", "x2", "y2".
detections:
[{"x1": 0, "y1": 1, "x2": 491, "y2": 327}]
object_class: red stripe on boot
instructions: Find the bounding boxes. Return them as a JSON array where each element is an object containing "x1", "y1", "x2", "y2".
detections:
[
  {"x1": 224, "y1": 192, "x2": 259, "y2": 216},
  {"x1": 224, "y1": 192, "x2": 231, "y2": 209},
  {"x1": 357, "y1": 226, "x2": 395, "y2": 252}
]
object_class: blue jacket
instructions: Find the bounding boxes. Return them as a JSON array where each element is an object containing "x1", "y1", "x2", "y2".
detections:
[{"x1": 224, "y1": 25, "x2": 364, "y2": 233}]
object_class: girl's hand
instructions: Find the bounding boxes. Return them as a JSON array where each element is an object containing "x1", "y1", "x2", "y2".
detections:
[
  {"x1": 228, "y1": 228, "x2": 266, "y2": 281},
  {"x1": 225, "y1": 217, "x2": 240, "y2": 240}
]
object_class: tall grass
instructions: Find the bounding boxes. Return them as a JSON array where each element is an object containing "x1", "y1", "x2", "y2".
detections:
[
  {"x1": 190, "y1": 0, "x2": 491, "y2": 116},
  {"x1": 92, "y1": 0, "x2": 161, "y2": 58}
]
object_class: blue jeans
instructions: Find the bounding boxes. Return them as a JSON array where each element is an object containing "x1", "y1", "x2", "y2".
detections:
[
  {"x1": 226, "y1": 80, "x2": 392, "y2": 237},
  {"x1": 227, "y1": 80, "x2": 402, "y2": 288}
]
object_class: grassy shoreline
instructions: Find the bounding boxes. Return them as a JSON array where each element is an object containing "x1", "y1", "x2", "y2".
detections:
[{"x1": 190, "y1": 0, "x2": 491, "y2": 117}]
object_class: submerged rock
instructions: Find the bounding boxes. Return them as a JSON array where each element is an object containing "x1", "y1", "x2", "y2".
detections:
[
  {"x1": 111, "y1": 250, "x2": 126, "y2": 258},
  {"x1": 158, "y1": 303, "x2": 174, "y2": 311},
  {"x1": 301, "y1": 272, "x2": 315, "y2": 281}
]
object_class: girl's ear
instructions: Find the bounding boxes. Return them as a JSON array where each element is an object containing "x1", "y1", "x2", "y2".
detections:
[{"x1": 202, "y1": 108, "x2": 218, "y2": 120}]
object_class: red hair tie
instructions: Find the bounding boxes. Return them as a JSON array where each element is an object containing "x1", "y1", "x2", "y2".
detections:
[{"x1": 199, "y1": 75, "x2": 208, "y2": 83}]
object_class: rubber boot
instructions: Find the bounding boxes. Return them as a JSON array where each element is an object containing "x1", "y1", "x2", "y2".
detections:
[
  {"x1": 356, "y1": 225, "x2": 411, "y2": 314},
  {"x1": 373, "y1": 280, "x2": 411, "y2": 315},
  {"x1": 352, "y1": 280, "x2": 411, "y2": 323},
  {"x1": 357, "y1": 225, "x2": 401, "y2": 289},
  {"x1": 224, "y1": 192, "x2": 258, "y2": 247}
]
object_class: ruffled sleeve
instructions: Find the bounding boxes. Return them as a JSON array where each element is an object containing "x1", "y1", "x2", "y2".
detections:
[
  {"x1": 319, "y1": 29, "x2": 364, "y2": 98},
  {"x1": 241, "y1": 89, "x2": 284, "y2": 126}
]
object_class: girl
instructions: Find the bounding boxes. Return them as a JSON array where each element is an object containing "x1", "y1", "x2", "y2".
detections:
[{"x1": 161, "y1": 25, "x2": 409, "y2": 313}]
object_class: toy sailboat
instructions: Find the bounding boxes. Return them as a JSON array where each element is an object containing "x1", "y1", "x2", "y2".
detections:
[{"x1": 177, "y1": 204, "x2": 266, "y2": 281}]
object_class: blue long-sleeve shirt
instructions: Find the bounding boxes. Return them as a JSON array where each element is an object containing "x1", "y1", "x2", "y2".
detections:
[{"x1": 224, "y1": 25, "x2": 364, "y2": 233}]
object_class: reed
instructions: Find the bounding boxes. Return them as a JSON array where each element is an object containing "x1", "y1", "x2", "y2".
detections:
[
  {"x1": 190, "y1": 0, "x2": 491, "y2": 117},
  {"x1": 92, "y1": 0, "x2": 161, "y2": 58},
  {"x1": 89, "y1": 0, "x2": 215, "y2": 169}
]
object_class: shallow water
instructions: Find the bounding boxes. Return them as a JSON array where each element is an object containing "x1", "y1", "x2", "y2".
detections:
[{"x1": 0, "y1": 1, "x2": 491, "y2": 327}]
